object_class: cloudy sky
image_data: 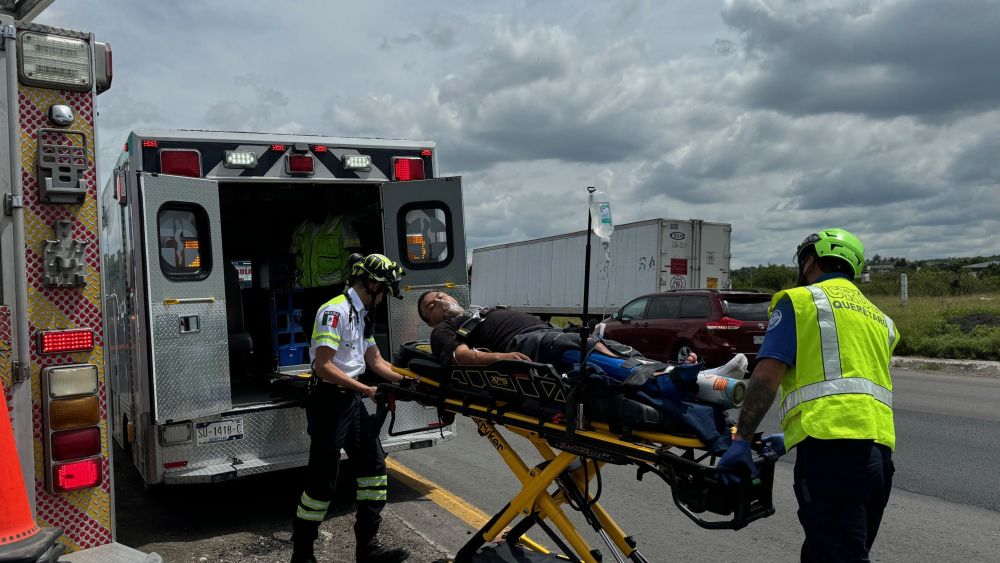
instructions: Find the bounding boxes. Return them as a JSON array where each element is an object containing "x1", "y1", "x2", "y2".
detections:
[{"x1": 38, "y1": 0, "x2": 1000, "y2": 267}]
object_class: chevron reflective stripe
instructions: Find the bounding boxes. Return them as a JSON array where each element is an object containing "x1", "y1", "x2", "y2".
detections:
[
  {"x1": 357, "y1": 489, "x2": 387, "y2": 501},
  {"x1": 779, "y1": 377, "x2": 893, "y2": 421},
  {"x1": 886, "y1": 316, "x2": 897, "y2": 348},
  {"x1": 357, "y1": 475, "x2": 388, "y2": 488},
  {"x1": 807, "y1": 286, "x2": 842, "y2": 380}
]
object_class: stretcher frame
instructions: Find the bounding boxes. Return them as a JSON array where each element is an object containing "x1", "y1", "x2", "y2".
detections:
[{"x1": 378, "y1": 357, "x2": 776, "y2": 563}]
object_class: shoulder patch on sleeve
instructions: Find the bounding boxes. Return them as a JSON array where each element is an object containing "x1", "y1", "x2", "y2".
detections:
[
  {"x1": 767, "y1": 309, "x2": 782, "y2": 331},
  {"x1": 322, "y1": 310, "x2": 341, "y2": 328}
]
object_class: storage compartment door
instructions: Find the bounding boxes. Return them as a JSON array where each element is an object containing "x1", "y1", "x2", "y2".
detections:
[
  {"x1": 139, "y1": 173, "x2": 232, "y2": 423},
  {"x1": 381, "y1": 177, "x2": 467, "y2": 347}
]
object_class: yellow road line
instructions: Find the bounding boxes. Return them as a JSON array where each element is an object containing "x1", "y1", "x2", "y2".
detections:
[{"x1": 387, "y1": 458, "x2": 550, "y2": 555}]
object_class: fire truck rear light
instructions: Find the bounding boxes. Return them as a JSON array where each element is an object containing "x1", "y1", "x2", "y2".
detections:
[
  {"x1": 421, "y1": 148, "x2": 433, "y2": 157},
  {"x1": 38, "y1": 328, "x2": 94, "y2": 354},
  {"x1": 342, "y1": 154, "x2": 372, "y2": 171},
  {"x1": 53, "y1": 458, "x2": 101, "y2": 492},
  {"x1": 160, "y1": 422, "x2": 192, "y2": 445},
  {"x1": 19, "y1": 32, "x2": 92, "y2": 91},
  {"x1": 46, "y1": 364, "x2": 98, "y2": 397},
  {"x1": 271, "y1": 144, "x2": 286, "y2": 152},
  {"x1": 393, "y1": 157, "x2": 425, "y2": 181},
  {"x1": 142, "y1": 139, "x2": 158, "y2": 148},
  {"x1": 51, "y1": 427, "x2": 101, "y2": 461},
  {"x1": 160, "y1": 149, "x2": 202, "y2": 177},
  {"x1": 50, "y1": 396, "x2": 100, "y2": 431},
  {"x1": 286, "y1": 154, "x2": 314, "y2": 175},
  {"x1": 223, "y1": 150, "x2": 258, "y2": 169},
  {"x1": 313, "y1": 145, "x2": 328, "y2": 153},
  {"x1": 163, "y1": 460, "x2": 189, "y2": 470}
]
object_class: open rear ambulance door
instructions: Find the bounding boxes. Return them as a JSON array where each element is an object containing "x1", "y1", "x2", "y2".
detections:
[
  {"x1": 139, "y1": 172, "x2": 232, "y2": 423},
  {"x1": 381, "y1": 176, "x2": 467, "y2": 348}
]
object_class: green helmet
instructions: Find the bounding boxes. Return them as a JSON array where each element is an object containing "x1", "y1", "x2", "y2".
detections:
[
  {"x1": 350, "y1": 253, "x2": 406, "y2": 298},
  {"x1": 794, "y1": 228, "x2": 865, "y2": 279}
]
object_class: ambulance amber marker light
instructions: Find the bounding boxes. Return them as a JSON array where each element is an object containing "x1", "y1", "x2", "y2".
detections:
[
  {"x1": 38, "y1": 329, "x2": 94, "y2": 354},
  {"x1": 53, "y1": 458, "x2": 101, "y2": 492}
]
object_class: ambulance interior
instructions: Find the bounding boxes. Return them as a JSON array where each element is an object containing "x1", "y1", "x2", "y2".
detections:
[{"x1": 217, "y1": 183, "x2": 387, "y2": 407}]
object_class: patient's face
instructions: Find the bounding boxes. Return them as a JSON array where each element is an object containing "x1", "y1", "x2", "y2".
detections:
[{"x1": 419, "y1": 291, "x2": 464, "y2": 326}]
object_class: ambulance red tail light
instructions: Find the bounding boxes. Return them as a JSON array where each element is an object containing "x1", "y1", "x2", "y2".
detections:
[
  {"x1": 52, "y1": 458, "x2": 101, "y2": 492},
  {"x1": 393, "y1": 157, "x2": 425, "y2": 181},
  {"x1": 43, "y1": 365, "x2": 103, "y2": 493},
  {"x1": 286, "y1": 154, "x2": 314, "y2": 175},
  {"x1": 38, "y1": 328, "x2": 94, "y2": 354},
  {"x1": 160, "y1": 149, "x2": 202, "y2": 177}
]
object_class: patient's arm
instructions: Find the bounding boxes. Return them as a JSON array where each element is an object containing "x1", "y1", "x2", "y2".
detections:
[{"x1": 453, "y1": 343, "x2": 531, "y2": 365}]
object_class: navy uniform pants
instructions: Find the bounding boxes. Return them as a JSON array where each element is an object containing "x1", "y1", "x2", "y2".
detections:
[
  {"x1": 292, "y1": 384, "x2": 387, "y2": 554},
  {"x1": 794, "y1": 438, "x2": 894, "y2": 563}
]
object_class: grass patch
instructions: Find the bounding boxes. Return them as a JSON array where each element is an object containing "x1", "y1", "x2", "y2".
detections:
[{"x1": 868, "y1": 294, "x2": 1000, "y2": 361}]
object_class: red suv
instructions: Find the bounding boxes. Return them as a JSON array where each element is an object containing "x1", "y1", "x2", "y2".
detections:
[{"x1": 598, "y1": 290, "x2": 773, "y2": 367}]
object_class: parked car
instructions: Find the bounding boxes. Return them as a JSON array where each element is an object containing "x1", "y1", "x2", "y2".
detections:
[{"x1": 597, "y1": 289, "x2": 773, "y2": 368}]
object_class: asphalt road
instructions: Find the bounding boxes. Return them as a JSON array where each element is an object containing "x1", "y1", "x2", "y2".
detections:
[{"x1": 392, "y1": 368, "x2": 1000, "y2": 562}]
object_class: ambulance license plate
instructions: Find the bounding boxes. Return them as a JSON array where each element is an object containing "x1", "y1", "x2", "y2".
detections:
[
  {"x1": 753, "y1": 335, "x2": 765, "y2": 345},
  {"x1": 196, "y1": 417, "x2": 244, "y2": 445}
]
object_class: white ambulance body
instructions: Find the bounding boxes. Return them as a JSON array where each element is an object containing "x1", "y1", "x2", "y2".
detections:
[{"x1": 101, "y1": 129, "x2": 463, "y2": 486}]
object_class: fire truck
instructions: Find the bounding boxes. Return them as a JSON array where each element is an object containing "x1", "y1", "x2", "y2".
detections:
[
  {"x1": 0, "y1": 1, "x2": 156, "y2": 560},
  {"x1": 101, "y1": 129, "x2": 464, "y2": 486}
]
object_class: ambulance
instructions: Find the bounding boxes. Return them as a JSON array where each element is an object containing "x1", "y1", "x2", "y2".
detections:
[
  {"x1": 101, "y1": 129, "x2": 464, "y2": 486},
  {"x1": 0, "y1": 1, "x2": 153, "y2": 559}
]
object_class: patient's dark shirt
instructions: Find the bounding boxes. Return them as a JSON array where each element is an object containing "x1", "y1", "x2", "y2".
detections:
[{"x1": 430, "y1": 309, "x2": 544, "y2": 363}]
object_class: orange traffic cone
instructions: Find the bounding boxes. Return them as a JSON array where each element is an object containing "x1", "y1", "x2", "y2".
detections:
[{"x1": 0, "y1": 390, "x2": 63, "y2": 562}]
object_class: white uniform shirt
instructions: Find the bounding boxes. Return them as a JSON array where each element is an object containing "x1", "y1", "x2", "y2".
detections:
[{"x1": 310, "y1": 287, "x2": 376, "y2": 378}]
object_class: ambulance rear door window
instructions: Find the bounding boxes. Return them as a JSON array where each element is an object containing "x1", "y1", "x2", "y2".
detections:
[{"x1": 158, "y1": 204, "x2": 211, "y2": 279}]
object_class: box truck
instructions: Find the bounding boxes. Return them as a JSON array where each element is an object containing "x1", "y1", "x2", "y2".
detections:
[{"x1": 471, "y1": 219, "x2": 731, "y2": 321}]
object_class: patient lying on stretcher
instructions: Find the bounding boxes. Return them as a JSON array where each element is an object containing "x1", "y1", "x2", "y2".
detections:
[{"x1": 416, "y1": 292, "x2": 747, "y2": 452}]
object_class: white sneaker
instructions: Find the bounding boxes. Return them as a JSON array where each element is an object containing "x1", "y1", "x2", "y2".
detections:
[{"x1": 703, "y1": 353, "x2": 748, "y2": 379}]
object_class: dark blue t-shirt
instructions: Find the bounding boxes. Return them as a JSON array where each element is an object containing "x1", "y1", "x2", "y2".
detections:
[{"x1": 757, "y1": 273, "x2": 851, "y2": 367}]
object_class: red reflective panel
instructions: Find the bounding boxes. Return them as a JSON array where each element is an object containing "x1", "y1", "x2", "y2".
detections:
[
  {"x1": 39, "y1": 329, "x2": 94, "y2": 354},
  {"x1": 51, "y1": 427, "x2": 101, "y2": 461},
  {"x1": 53, "y1": 458, "x2": 101, "y2": 492},
  {"x1": 287, "y1": 154, "x2": 314, "y2": 174},
  {"x1": 142, "y1": 139, "x2": 158, "y2": 148},
  {"x1": 160, "y1": 150, "x2": 201, "y2": 177},
  {"x1": 393, "y1": 158, "x2": 425, "y2": 181}
]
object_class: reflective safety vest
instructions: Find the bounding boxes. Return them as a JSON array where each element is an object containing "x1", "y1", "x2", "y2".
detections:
[
  {"x1": 290, "y1": 215, "x2": 362, "y2": 288},
  {"x1": 769, "y1": 277, "x2": 899, "y2": 450}
]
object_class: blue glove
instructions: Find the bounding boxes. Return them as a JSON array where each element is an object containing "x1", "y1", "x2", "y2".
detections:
[
  {"x1": 716, "y1": 439, "x2": 757, "y2": 486},
  {"x1": 762, "y1": 433, "x2": 785, "y2": 457}
]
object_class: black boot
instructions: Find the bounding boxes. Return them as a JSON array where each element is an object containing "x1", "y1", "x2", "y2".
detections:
[
  {"x1": 357, "y1": 540, "x2": 410, "y2": 562},
  {"x1": 290, "y1": 552, "x2": 317, "y2": 563}
]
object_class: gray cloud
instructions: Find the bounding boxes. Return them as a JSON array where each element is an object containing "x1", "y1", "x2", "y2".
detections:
[{"x1": 723, "y1": 0, "x2": 1000, "y2": 118}]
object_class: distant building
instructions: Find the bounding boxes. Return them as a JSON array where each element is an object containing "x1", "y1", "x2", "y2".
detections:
[
  {"x1": 963, "y1": 260, "x2": 1000, "y2": 270},
  {"x1": 868, "y1": 263, "x2": 895, "y2": 273}
]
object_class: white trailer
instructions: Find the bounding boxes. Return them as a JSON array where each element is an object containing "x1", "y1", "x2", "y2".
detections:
[
  {"x1": 471, "y1": 218, "x2": 731, "y2": 319},
  {"x1": 101, "y1": 129, "x2": 464, "y2": 485}
]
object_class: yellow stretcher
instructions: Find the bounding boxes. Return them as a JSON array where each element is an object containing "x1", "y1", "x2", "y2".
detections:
[{"x1": 377, "y1": 345, "x2": 776, "y2": 563}]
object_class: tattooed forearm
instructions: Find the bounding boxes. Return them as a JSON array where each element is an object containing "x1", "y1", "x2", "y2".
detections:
[{"x1": 736, "y1": 378, "x2": 778, "y2": 441}]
